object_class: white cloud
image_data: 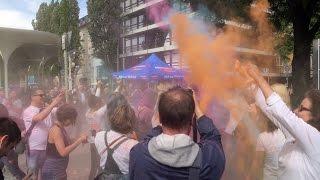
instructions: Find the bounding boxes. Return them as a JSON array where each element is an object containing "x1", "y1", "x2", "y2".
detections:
[
  {"x1": 22, "y1": 0, "x2": 51, "y2": 13},
  {"x1": 0, "y1": 10, "x2": 33, "y2": 30},
  {"x1": 0, "y1": 0, "x2": 87, "y2": 30}
]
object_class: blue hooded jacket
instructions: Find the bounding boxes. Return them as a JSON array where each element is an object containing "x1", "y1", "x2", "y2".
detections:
[{"x1": 129, "y1": 116, "x2": 225, "y2": 180}]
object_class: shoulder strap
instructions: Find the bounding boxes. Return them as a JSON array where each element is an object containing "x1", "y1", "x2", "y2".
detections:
[
  {"x1": 103, "y1": 135, "x2": 129, "y2": 174},
  {"x1": 100, "y1": 132, "x2": 125, "y2": 155},
  {"x1": 24, "y1": 107, "x2": 46, "y2": 140},
  {"x1": 108, "y1": 137, "x2": 129, "y2": 154},
  {"x1": 188, "y1": 149, "x2": 202, "y2": 180},
  {"x1": 24, "y1": 122, "x2": 37, "y2": 140}
]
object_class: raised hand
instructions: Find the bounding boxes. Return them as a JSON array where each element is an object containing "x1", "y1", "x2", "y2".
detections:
[{"x1": 52, "y1": 91, "x2": 65, "y2": 106}]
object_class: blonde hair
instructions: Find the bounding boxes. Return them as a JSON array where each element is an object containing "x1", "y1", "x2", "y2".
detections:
[{"x1": 271, "y1": 83, "x2": 291, "y2": 108}]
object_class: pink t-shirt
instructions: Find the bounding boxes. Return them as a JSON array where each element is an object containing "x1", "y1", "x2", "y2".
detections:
[{"x1": 23, "y1": 105, "x2": 56, "y2": 150}]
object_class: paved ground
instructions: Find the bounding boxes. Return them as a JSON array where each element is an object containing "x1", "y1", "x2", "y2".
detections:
[
  {"x1": 4, "y1": 131, "x2": 94, "y2": 180},
  {"x1": 3, "y1": 143, "x2": 92, "y2": 180}
]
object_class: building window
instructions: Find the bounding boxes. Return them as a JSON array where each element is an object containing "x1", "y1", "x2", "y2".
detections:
[
  {"x1": 138, "y1": 15, "x2": 144, "y2": 28},
  {"x1": 126, "y1": 38, "x2": 131, "y2": 53},
  {"x1": 125, "y1": 0, "x2": 130, "y2": 11},
  {"x1": 132, "y1": 37, "x2": 138, "y2": 52},
  {"x1": 131, "y1": 17, "x2": 138, "y2": 30},
  {"x1": 121, "y1": 2, "x2": 124, "y2": 12},
  {"x1": 138, "y1": 0, "x2": 144, "y2": 5},
  {"x1": 138, "y1": 35, "x2": 145, "y2": 50},
  {"x1": 125, "y1": 19, "x2": 131, "y2": 31}
]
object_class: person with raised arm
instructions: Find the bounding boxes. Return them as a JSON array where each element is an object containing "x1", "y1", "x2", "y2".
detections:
[
  {"x1": 22, "y1": 89, "x2": 64, "y2": 179},
  {"x1": 246, "y1": 63, "x2": 320, "y2": 180}
]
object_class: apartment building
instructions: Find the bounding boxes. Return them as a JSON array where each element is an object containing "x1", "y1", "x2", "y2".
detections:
[
  {"x1": 119, "y1": 0, "x2": 193, "y2": 69},
  {"x1": 78, "y1": 0, "x2": 291, "y2": 84}
]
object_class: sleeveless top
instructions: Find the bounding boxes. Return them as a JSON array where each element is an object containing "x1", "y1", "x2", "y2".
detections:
[
  {"x1": 46, "y1": 124, "x2": 70, "y2": 159},
  {"x1": 42, "y1": 124, "x2": 70, "y2": 180}
]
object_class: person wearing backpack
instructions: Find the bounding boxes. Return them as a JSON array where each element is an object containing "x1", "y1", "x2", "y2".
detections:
[
  {"x1": 94, "y1": 93, "x2": 138, "y2": 179},
  {"x1": 129, "y1": 87, "x2": 226, "y2": 180}
]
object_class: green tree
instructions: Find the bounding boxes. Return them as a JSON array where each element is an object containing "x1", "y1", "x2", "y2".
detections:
[
  {"x1": 191, "y1": 0, "x2": 320, "y2": 105},
  {"x1": 269, "y1": 0, "x2": 320, "y2": 105},
  {"x1": 32, "y1": 0, "x2": 81, "y2": 86},
  {"x1": 59, "y1": 0, "x2": 81, "y2": 51},
  {"x1": 33, "y1": 0, "x2": 80, "y2": 50},
  {"x1": 32, "y1": 2, "x2": 49, "y2": 31},
  {"x1": 87, "y1": 0, "x2": 122, "y2": 71}
]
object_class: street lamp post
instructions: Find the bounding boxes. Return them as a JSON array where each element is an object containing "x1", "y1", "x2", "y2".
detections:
[
  {"x1": 62, "y1": 31, "x2": 72, "y2": 102},
  {"x1": 68, "y1": 51, "x2": 76, "y2": 91}
]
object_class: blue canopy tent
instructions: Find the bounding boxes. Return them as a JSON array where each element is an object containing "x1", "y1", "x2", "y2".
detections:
[{"x1": 112, "y1": 54, "x2": 185, "y2": 80}]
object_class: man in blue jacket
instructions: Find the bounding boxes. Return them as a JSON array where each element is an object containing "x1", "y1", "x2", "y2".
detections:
[{"x1": 129, "y1": 87, "x2": 225, "y2": 180}]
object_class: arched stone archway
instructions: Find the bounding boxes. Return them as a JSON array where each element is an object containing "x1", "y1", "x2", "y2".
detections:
[{"x1": 0, "y1": 27, "x2": 60, "y2": 97}]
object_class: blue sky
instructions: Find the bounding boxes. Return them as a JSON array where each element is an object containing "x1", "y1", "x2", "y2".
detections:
[{"x1": 0, "y1": 0, "x2": 88, "y2": 30}]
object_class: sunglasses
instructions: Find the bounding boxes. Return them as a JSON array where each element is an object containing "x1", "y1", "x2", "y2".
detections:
[
  {"x1": 298, "y1": 105, "x2": 311, "y2": 112},
  {"x1": 33, "y1": 94, "x2": 45, "y2": 98}
]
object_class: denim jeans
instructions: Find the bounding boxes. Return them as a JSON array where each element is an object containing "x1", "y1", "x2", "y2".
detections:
[
  {"x1": 1, "y1": 153, "x2": 26, "y2": 179},
  {"x1": 26, "y1": 150, "x2": 46, "y2": 179}
]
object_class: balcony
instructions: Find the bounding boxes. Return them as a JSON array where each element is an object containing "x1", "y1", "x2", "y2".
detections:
[
  {"x1": 120, "y1": 44, "x2": 177, "y2": 58},
  {"x1": 122, "y1": 21, "x2": 169, "y2": 37},
  {"x1": 122, "y1": 0, "x2": 165, "y2": 17}
]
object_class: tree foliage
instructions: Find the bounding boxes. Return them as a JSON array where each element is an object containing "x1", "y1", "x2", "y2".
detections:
[
  {"x1": 87, "y1": 0, "x2": 122, "y2": 71},
  {"x1": 32, "y1": 0, "x2": 80, "y2": 51},
  {"x1": 32, "y1": 0, "x2": 81, "y2": 71}
]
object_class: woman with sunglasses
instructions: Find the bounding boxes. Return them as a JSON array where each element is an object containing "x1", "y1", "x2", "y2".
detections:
[{"x1": 246, "y1": 64, "x2": 320, "y2": 180}]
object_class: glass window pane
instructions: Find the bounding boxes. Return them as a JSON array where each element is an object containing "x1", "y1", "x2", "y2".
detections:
[
  {"x1": 126, "y1": 20, "x2": 130, "y2": 27},
  {"x1": 125, "y1": 0, "x2": 130, "y2": 6},
  {"x1": 132, "y1": 17, "x2": 137, "y2": 24},
  {"x1": 126, "y1": 39, "x2": 131, "y2": 47},
  {"x1": 132, "y1": 38, "x2": 137, "y2": 45},
  {"x1": 131, "y1": 17, "x2": 137, "y2": 30},
  {"x1": 139, "y1": 15, "x2": 144, "y2": 23},
  {"x1": 138, "y1": 36, "x2": 145, "y2": 44}
]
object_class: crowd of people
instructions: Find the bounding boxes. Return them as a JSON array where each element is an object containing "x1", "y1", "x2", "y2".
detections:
[{"x1": 0, "y1": 63, "x2": 320, "y2": 180}]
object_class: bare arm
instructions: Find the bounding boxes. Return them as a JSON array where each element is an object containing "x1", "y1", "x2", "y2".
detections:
[
  {"x1": 51, "y1": 127, "x2": 87, "y2": 157},
  {"x1": 246, "y1": 64, "x2": 273, "y2": 100},
  {"x1": 32, "y1": 92, "x2": 64, "y2": 123}
]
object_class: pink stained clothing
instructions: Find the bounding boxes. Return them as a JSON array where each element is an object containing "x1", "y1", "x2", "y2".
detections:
[{"x1": 22, "y1": 105, "x2": 56, "y2": 150}]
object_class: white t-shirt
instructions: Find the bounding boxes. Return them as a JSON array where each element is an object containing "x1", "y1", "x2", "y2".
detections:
[
  {"x1": 22, "y1": 105, "x2": 56, "y2": 150},
  {"x1": 94, "y1": 130, "x2": 138, "y2": 174},
  {"x1": 256, "y1": 129, "x2": 286, "y2": 180},
  {"x1": 86, "y1": 105, "x2": 107, "y2": 131}
]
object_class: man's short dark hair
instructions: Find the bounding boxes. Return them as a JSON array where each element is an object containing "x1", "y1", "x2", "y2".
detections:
[
  {"x1": 0, "y1": 118, "x2": 21, "y2": 146},
  {"x1": 158, "y1": 86, "x2": 195, "y2": 130}
]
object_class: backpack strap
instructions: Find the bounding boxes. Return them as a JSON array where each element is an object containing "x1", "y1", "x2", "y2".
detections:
[
  {"x1": 188, "y1": 149, "x2": 202, "y2": 180},
  {"x1": 100, "y1": 132, "x2": 125, "y2": 155},
  {"x1": 108, "y1": 137, "x2": 129, "y2": 154},
  {"x1": 103, "y1": 133, "x2": 129, "y2": 175}
]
